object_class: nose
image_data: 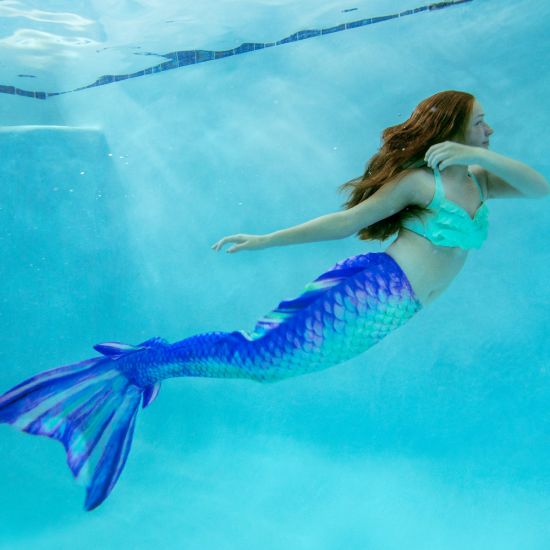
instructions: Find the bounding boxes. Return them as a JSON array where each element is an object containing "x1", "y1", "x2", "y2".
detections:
[{"x1": 485, "y1": 123, "x2": 494, "y2": 136}]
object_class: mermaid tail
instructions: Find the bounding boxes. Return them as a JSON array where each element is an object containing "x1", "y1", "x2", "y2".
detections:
[
  {"x1": 0, "y1": 339, "x2": 163, "y2": 511},
  {"x1": 155, "y1": 252, "x2": 423, "y2": 384},
  {"x1": 0, "y1": 252, "x2": 421, "y2": 510}
]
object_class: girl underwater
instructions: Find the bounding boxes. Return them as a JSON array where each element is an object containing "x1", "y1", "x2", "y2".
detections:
[{"x1": 1, "y1": 91, "x2": 548, "y2": 511}]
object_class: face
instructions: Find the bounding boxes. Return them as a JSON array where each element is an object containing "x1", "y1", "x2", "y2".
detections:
[{"x1": 464, "y1": 99, "x2": 493, "y2": 148}]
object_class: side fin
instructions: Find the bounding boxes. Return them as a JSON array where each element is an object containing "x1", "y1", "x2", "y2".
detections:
[
  {"x1": 142, "y1": 382, "x2": 161, "y2": 409},
  {"x1": 93, "y1": 342, "x2": 144, "y2": 358},
  {"x1": 94, "y1": 338, "x2": 169, "y2": 358}
]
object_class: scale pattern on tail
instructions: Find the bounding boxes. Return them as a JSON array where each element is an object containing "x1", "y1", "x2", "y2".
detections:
[{"x1": 128, "y1": 252, "x2": 423, "y2": 385}]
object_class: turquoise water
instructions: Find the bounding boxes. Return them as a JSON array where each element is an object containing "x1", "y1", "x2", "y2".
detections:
[{"x1": 1, "y1": 1, "x2": 549, "y2": 548}]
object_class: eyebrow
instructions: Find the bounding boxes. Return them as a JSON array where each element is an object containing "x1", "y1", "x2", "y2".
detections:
[{"x1": 475, "y1": 113, "x2": 485, "y2": 119}]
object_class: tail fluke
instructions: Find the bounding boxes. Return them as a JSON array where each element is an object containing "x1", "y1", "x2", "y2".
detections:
[{"x1": 0, "y1": 353, "x2": 144, "y2": 511}]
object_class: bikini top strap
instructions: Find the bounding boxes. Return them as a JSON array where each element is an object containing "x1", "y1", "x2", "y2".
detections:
[
  {"x1": 468, "y1": 170, "x2": 484, "y2": 201},
  {"x1": 431, "y1": 167, "x2": 445, "y2": 207}
]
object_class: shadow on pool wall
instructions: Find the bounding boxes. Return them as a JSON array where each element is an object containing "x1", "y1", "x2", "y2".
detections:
[
  {"x1": 0, "y1": 127, "x2": 146, "y2": 367},
  {"x1": 0, "y1": 0, "x2": 549, "y2": 548}
]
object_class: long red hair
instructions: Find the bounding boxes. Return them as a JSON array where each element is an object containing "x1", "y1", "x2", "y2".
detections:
[{"x1": 339, "y1": 90, "x2": 475, "y2": 241}]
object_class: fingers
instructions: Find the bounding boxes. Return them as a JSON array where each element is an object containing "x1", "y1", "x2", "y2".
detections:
[
  {"x1": 425, "y1": 142, "x2": 450, "y2": 170},
  {"x1": 211, "y1": 235, "x2": 234, "y2": 252},
  {"x1": 424, "y1": 147, "x2": 437, "y2": 169},
  {"x1": 211, "y1": 238, "x2": 226, "y2": 252},
  {"x1": 226, "y1": 241, "x2": 248, "y2": 254},
  {"x1": 226, "y1": 240, "x2": 241, "y2": 253},
  {"x1": 438, "y1": 158, "x2": 452, "y2": 171},
  {"x1": 425, "y1": 142, "x2": 472, "y2": 170},
  {"x1": 211, "y1": 234, "x2": 245, "y2": 253},
  {"x1": 211, "y1": 233, "x2": 262, "y2": 253},
  {"x1": 425, "y1": 151, "x2": 444, "y2": 170}
]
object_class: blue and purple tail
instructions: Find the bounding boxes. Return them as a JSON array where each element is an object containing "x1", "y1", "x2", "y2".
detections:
[
  {"x1": 0, "y1": 343, "x2": 158, "y2": 511},
  {"x1": 0, "y1": 252, "x2": 422, "y2": 511}
]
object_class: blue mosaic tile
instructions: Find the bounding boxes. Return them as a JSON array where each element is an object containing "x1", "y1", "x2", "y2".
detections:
[
  {"x1": 0, "y1": 0, "x2": 474, "y2": 100},
  {"x1": 277, "y1": 33, "x2": 299, "y2": 45},
  {"x1": 178, "y1": 51, "x2": 197, "y2": 64},
  {"x1": 234, "y1": 43, "x2": 256, "y2": 54},
  {"x1": 345, "y1": 19, "x2": 365, "y2": 29},
  {"x1": 298, "y1": 30, "x2": 321, "y2": 39},
  {"x1": 322, "y1": 24, "x2": 347, "y2": 35},
  {"x1": 371, "y1": 15, "x2": 399, "y2": 23}
]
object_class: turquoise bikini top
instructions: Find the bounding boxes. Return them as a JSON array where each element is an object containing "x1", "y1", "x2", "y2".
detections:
[{"x1": 401, "y1": 167, "x2": 489, "y2": 249}]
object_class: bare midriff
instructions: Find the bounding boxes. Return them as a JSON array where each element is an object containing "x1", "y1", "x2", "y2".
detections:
[{"x1": 385, "y1": 228, "x2": 469, "y2": 307}]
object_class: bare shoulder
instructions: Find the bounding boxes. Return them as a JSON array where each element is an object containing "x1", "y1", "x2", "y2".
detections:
[
  {"x1": 345, "y1": 167, "x2": 433, "y2": 231},
  {"x1": 396, "y1": 167, "x2": 435, "y2": 207}
]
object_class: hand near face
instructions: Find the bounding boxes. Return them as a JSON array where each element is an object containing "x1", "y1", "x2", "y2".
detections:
[{"x1": 424, "y1": 141, "x2": 485, "y2": 170}]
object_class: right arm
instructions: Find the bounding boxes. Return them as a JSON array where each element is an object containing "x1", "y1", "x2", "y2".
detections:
[{"x1": 212, "y1": 171, "x2": 424, "y2": 253}]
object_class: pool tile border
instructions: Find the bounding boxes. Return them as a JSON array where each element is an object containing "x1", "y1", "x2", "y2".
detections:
[{"x1": 0, "y1": 0, "x2": 473, "y2": 101}]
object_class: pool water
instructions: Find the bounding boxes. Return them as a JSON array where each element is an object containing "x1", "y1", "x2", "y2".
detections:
[{"x1": 0, "y1": 1, "x2": 549, "y2": 549}]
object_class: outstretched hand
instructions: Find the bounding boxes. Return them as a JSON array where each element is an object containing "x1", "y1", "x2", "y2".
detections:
[
  {"x1": 425, "y1": 141, "x2": 484, "y2": 171},
  {"x1": 211, "y1": 233, "x2": 267, "y2": 253}
]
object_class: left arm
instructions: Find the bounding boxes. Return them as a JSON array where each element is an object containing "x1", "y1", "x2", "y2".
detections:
[
  {"x1": 425, "y1": 142, "x2": 550, "y2": 199},
  {"x1": 471, "y1": 149, "x2": 549, "y2": 199}
]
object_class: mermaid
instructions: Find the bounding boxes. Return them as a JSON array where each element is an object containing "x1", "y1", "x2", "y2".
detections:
[{"x1": 1, "y1": 91, "x2": 548, "y2": 510}]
